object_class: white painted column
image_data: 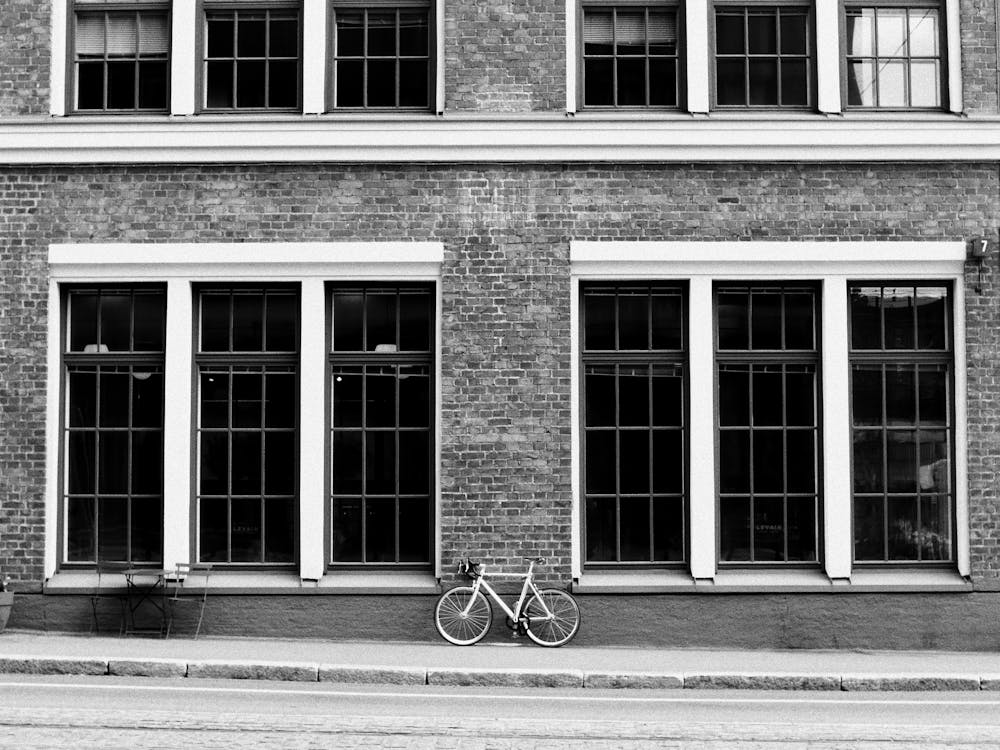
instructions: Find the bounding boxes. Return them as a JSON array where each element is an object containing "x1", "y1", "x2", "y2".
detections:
[
  {"x1": 821, "y1": 277, "x2": 852, "y2": 580},
  {"x1": 565, "y1": 0, "x2": 577, "y2": 114},
  {"x1": 688, "y1": 276, "x2": 716, "y2": 580},
  {"x1": 162, "y1": 280, "x2": 193, "y2": 567},
  {"x1": 299, "y1": 279, "x2": 327, "y2": 581},
  {"x1": 569, "y1": 280, "x2": 582, "y2": 579},
  {"x1": 435, "y1": 0, "x2": 446, "y2": 113},
  {"x1": 50, "y1": 0, "x2": 68, "y2": 116},
  {"x1": 302, "y1": 0, "x2": 327, "y2": 114},
  {"x1": 171, "y1": 0, "x2": 198, "y2": 115},
  {"x1": 815, "y1": 0, "x2": 842, "y2": 113},
  {"x1": 44, "y1": 280, "x2": 62, "y2": 579},
  {"x1": 685, "y1": 0, "x2": 710, "y2": 114},
  {"x1": 945, "y1": 0, "x2": 963, "y2": 113},
  {"x1": 952, "y1": 278, "x2": 970, "y2": 576}
]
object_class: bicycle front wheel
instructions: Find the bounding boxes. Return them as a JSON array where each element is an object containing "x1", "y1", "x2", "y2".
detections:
[
  {"x1": 435, "y1": 586, "x2": 493, "y2": 645},
  {"x1": 524, "y1": 589, "x2": 580, "y2": 647}
]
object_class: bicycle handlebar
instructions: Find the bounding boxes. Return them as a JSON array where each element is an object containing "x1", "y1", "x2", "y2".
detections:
[{"x1": 455, "y1": 557, "x2": 544, "y2": 579}]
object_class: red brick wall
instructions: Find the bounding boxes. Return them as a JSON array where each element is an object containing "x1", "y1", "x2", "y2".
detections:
[{"x1": 0, "y1": 0, "x2": 51, "y2": 115}]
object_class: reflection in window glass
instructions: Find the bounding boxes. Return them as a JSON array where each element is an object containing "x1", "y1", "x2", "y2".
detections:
[
  {"x1": 845, "y1": 6, "x2": 941, "y2": 108},
  {"x1": 582, "y1": 284, "x2": 686, "y2": 565},
  {"x1": 849, "y1": 284, "x2": 953, "y2": 562}
]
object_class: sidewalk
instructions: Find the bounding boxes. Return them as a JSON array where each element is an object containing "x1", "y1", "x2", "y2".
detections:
[{"x1": 0, "y1": 630, "x2": 998, "y2": 690}]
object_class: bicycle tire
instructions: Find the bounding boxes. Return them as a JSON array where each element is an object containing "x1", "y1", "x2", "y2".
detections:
[
  {"x1": 434, "y1": 586, "x2": 493, "y2": 646},
  {"x1": 524, "y1": 589, "x2": 580, "y2": 647}
]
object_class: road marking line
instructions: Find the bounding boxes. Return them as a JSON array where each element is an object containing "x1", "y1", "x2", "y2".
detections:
[{"x1": 0, "y1": 680, "x2": 998, "y2": 707}]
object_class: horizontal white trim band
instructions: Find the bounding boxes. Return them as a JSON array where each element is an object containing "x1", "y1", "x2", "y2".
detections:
[
  {"x1": 6, "y1": 116, "x2": 1000, "y2": 163},
  {"x1": 571, "y1": 241, "x2": 967, "y2": 264}
]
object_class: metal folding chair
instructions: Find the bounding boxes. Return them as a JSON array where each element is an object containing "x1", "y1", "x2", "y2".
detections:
[
  {"x1": 165, "y1": 563, "x2": 212, "y2": 639},
  {"x1": 90, "y1": 561, "x2": 129, "y2": 635}
]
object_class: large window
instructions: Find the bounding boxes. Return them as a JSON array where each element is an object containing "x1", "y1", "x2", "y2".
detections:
[
  {"x1": 581, "y1": 4, "x2": 680, "y2": 108},
  {"x1": 196, "y1": 287, "x2": 299, "y2": 564},
  {"x1": 329, "y1": 285, "x2": 434, "y2": 566},
  {"x1": 850, "y1": 284, "x2": 953, "y2": 562},
  {"x1": 581, "y1": 284, "x2": 686, "y2": 565},
  {"x1": 713, "y1": 4, "x2": 812, "y2": 108},
  {"x1": 63, "y1": 286, "x2": 165, "y2": 564},
  {"x1": 331, "y1": 3, "x2": 432, "y2": 109},
  {"x1": 73, "y1": 4, "x2": 170, "y2": 112},
  {"x1": 844, "y1": 4, "x2": 943, "y2": 108},
  {"x1": 203, "y1": 6, "x2": 301, "y2": 110},
  {"x1": 716, "y1": 285, "x2": 819, "y2": 564}
]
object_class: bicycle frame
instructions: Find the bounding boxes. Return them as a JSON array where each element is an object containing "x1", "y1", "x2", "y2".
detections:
[{"x1": 463, "y1": 561, "x2": 552, "y2": 623}]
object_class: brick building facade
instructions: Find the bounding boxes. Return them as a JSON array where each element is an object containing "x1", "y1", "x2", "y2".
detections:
[{"x1": 0, "y1": 0, "x2": 999, "y2": 648}]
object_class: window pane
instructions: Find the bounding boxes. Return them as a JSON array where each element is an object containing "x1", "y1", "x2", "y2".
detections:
[
  {"x1": 233, "y1": 294, "x2": 265, "y2": 351},
  {"x1": 264, "y1": 498, "x2": 295, "y2": 562},
  {"x1": 615, "y1": 11, "x2": 645, "y2": 55},
  {"x1": 98, "y1": 497, "x2": 128, "y2": 562},
  {"x1": 585, "y1": 59, "x2": 614, "y2": 105},
  {"x1": 747, "y1": 12, "x2": 776, "y2": 55},
  {"x1": 98, "y1": 431, "x2": 128, "y2": 494},
  {"x1": 716, "y1": 13, "x2": 745, "y2": 54},
  {"x1": 752, "y1": 368, "x2": 782, "y2": 426},
  {"x1": 207, "y1": 18, "x2": 234, "y2": 57},
  {"x1": 100, "y1": 294, "x2": 130, "y2": 352},
  {"x1": 230, "y1": 498, "x2": 262, "y2": 562},
  {"x1": 651, "y1": 366, "x2": 682, "y2": 426},
  {"x1": 107, "y1": 15, "x2": 137, "y2": 55},
  {"x1": 586, "y1": 497, "x2": 616, "y2": 561},
  {"x1": 365, "y1": 431, "x2": 395, "y2": 495},
  {"x1": 268, "y1": 60, "x2": 298, "y2": 108},
  {"x1": 200, "y1": 371, "x2": 229, "y2": 428},
  {"x1": 916, "y1": 287, "x2": 947, "y2": 349},
  {"x1": 854, "y1": 496, "x2": 884, "y2": 560},
  {"x1": 786, "y1": 498, "x2": 816, "y2": 561},
  {"x1": 69, "y1": 293, "x2": 99, "y2": 351},
  {"x1": 133, "y1": 293, "x2": 165, "y2": 351},
  {"x1": 264, "y1": 431, "x2": 295, "y2": 495},
  {"x1": 399, "y1": 498, "x2": 430, "y2": 562},
  {"x1": 584, "y1": 293, "x2": 615, "y2": 349},
  {"x1": 99, "y1": 371, "x2": 129, "y2": 427},
  {"x1": 77, "y1": 14, "x2": 106, "y2": 56},
  {"x1": 69, "y1": 370, "x2": 97, "y2": 427},
  {"x1": 909, "y1": 61, "x2": 939, "y2": 107},
  {"x1": 199, "y1": 497, "x2": 228, "y2": 562},
  {"x1": 847, "y1": 10, "x2": 874, "y2": 55},
  {"x1": 399, "y1": 432, "x2": 429, "y2": 494},
  {"x1": 231, "y1": 432, "x2": 262, "y2": 495},
  {"x1": 236, "y1": 60, "x2": 266, "y2": 108},
  {"x1": 337, "y1": 60, "x2": 364, "y2": 106},
  {"x1": 851, "y1": 366, "x2": 882, "y2": 426},
  {"x1": 366, "y1": 499, "x2": 396, "y2": 562},
  {"x1": 648, "y1": 59, "x2": 676, "y2": 106},
  {"x1": 399, "y1": 12, "x2": 428, "y2": 56},
  {"x1": 748, "y1": 60, "x2": 778, "y2": 105},
  {"x1": 883, "y1": 287, "x2": 914, "y2": 349},
  {"x1": 332, "y1": 431, "x2": 362, "y2": 494},
  {"x1": 332, "y1": 367, "x2": 362, "y2": 428},
  {"x1": 885, "y1": 366, "x2": 916, "y2": 424},
  {"x1": 719, "y1": 367, "x2": 749, "y2": 426},
  {"x1": 366, "y1": 293, "x2": 397, "y2": 351},
  {"x1": 366, "y1": 369, "x2": 396, "y2": 428},
  {"x1": 786, "y1": 431, "x2": 814, "y2": 493},
  {"x1": 850, "y1": 287, "x2": 881, "y2": 348},
  {"x1": 785, "y1": 369, "x2": 814, "y2": 427},
  {"x1": 367, "y1": 59, "x2": 397, "y2": 107},
  {"x1": 784, "y1": 292, "x2": 814, "y2": 349},
  {"x1": 232, "y1": 372, "x2": 262, "y2": 428},
  {"x1": 68, "y1": 431, "x2": 96, "y2": 494},
  {"x1": 332, "y1": 497, "x2": 362, "y2": 561},
  {"x1": 908, "y1": 10, "x2": 938, "y2": 56},
  {"x1": 718, "y1": 292, "x2": 749, "y2": 348},
  {"x1": 67, "y1": 498, "x2": 96, "y2": 561},
  {"x1": 77, "y1": 62, "x2": 104, "y2": 109},
  {"x1": 652, "y1": 498, "x2": 683, "y2": 561},
  {"x1": 586, "y1": 431, "x2": 616, "y2": 494},
  {"x1": 720, "y1": 497, "x2": 751, "y2": 561},
  {"x1": 754, "y1": 497, "x2": 784, "y2": 560},
  {"x1": 887, "y1": 495, "x2": 918, "y2": 559},
  {"x1": 876, "y1": 8, "x2": 907, "y2": 56},
  {"x1": 752, "y1": 430, "x2": 783, "y2": 493},
  {"x1": 336, "y1": 12, "x2": 364, "y2": 56},
  {"x1": 618, "y1": 366, "x2": 649, "y2": 427},
  {"x1": 780, "y1": 13, "x2": 807, "y2": 54},
  {"x1": 877, "y1": 61, "x2": 907, "y2": 107},
  {"x1": 368, "y1": 12, "x2": 396, "y2": 56},
  {"x1": 206, "y1": 61, "x2": 233, "y2": 107},
  {"x1": 333, "y1": 292, "x2": 364, "y2": 350},
  {"x1": 399, "y1": 61, "x2": 428, "y2": 106},
  {"x1": 918, "y1": 366, "x2": 947, "y2": 424},
  {"x1": 618, "y1": 293, "x2": 648, "y2": 350},
  {"x1": 716, "y1": 59, "x2": 746, "y2": 105},
  {"x1": 648, "y1": 11, "x2": 677, "y2": 55},
  {"x1": 652, "y1": 430, "x2": 682, "y2": 494},
  {"x1": 399, "y1": 293, "x2": 431, "y2": 351},
  {"x1": 269, "y1": 17, "x2": 299, "y2": 57},
  {"x1": 199, "y1": 432, "x2": 228, "y2": 495},
  {"x1": 853, "y1": 430, "x2": 884, "y2": 493},
  {"x1": 237, "y1": 16, "x2": 266, "y2": 57},
  {"x1": 584, "y1": 11, "x2": 613, "y2": 55},
  {"x1": 107, "y1": 61, "x2": 136, "y2": 109},
  {"x1": 131, "y1": 498, "x2": 161, "y2": 562},
  {"x1": 719, "y1": 430, "x2": 750, "y2": 493},
  {"x1": 919, "y1": 429, "x2": 949, "y2": 493},
  {"x1": 780, "y1": 59, "x2": 807, "y2": 106},
  {"x1": 847, "y1": 60, "x2": 875, "y2": 106},
  {"x1": 585, "y1": 366, "x2": 615, "y2": 427},
  {"x1": 616, "y1": 58, "x2": 646, "y2": 106},
  {"x1": 398, "y1": 367, "x2": 429, "y2": 427},
  {"x1": 920, "y1": 494, "x2": 950, "y2": 560},
  {"x1": 131, "y1": 432, "x2": 162, "y2": 495},
  {"x1": 886, "y1": 431, "x2": 917, "y2": 492},
  {"x1": 618, "y1": 431, "x2": 649, "y2": 494},
  {"x1": 619, "y1": 498, "x2": 650, "y2": 561},
  {"x1": 750, "y1": 291, "x2": 781, "y2": 349}
]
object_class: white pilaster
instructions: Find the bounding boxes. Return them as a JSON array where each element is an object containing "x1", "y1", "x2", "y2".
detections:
[
  {"x1": 688, "y1": 275, "x2": 716, "y2": 579},
  {"x1": 50, "y1": 0, "x2": 68, "y2": 116},
  {"x1": 565, "y1": 0, "x2": 577, "y2": 114},
  {"x1": 953, "y1": 278, "x2": 969, "y2": 576},
  {"x1": 435, "y1": 0, "x2": 446, "y2": 113},
  {"x1": 815, "y1": 0, "x2": 842, "y2": 113},
  {"x1": 302, "y1": 0, "x2": 327, "y2": 114},
  {"x1": 821, "y1": 276, "x2": 852, "y2": 579},
  {"x1": 44, "y1": 281, "x2": 62, "y2": 579},
  {"x1": 299, "y1": 279, "x2": 327, "y2": 580},
  {"x1": 162, "y1": 280, "x2": 193, "y2": 567},
  {"x1": 685, "y1": 0, "x2": 710, "y2": 114},
  {"x1": 171, "y1": 0, "x2": 198, "y2": 115},
  {"x1": 945, "y1": 0, "x2": 962, "y2": 113}
]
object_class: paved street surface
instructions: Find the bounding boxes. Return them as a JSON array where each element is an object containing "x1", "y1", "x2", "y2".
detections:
[{"x1": 0, "y1": 675, "x2": 998, "y2": 749}]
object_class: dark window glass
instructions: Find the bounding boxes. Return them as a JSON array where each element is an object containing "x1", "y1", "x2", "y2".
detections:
[
  {"x1": 197, "y1": 288, "x2": 299, "y2": 565},
  {"x1": 333, "y1": 6, "x2": 432, "y2": 109},
  {"x1": 714, "y1": 7, "x2": 811, "y2": 108},
  {"x1": 582, "y1": 284, "x2": 686, "y2": 565},
  {"x1": 63, "y1": 286, "x2": 165, "y2": 565},
  {"x1": 845, "y1": 6, "x2": 942, "y2": 109},
  {"x1": 582, "y1": 6, "x2": 679, "y2": 108},
  {"x1": 330, "y1": 285, "x2": 434, "y2": 566},
  {"x1": 204, "y1": 9, "x2": 300, "y2": 110},
  {"x1": 716, "y1": 285, "x2": 819, "y2": 564},
  {"x1": 74, "y1": 9, "x2": 170, "y2": 112},
  {"x1": 849, "y1": 283, "x2": 953, "y2": 562}
]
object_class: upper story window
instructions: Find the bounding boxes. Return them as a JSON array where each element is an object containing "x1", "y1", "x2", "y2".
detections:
[
  {"x1": 203, "y1": 5, "x2": 301, "y2": 111},
  {"x1": 844, "y1": 4, "x2": 943, "y2": 109},
  {"x1": 330, "y1": 3, "x2": 432, "y2": 109},
  {"x1": 582, "y1": 4, "x2": 680, "y2": 108},
  {"x1": 713, "y1": 4, "x2": 812, "y2": 108},
  {"x1": 73, "y1": 3, "x2": 170, "y2": 112}
]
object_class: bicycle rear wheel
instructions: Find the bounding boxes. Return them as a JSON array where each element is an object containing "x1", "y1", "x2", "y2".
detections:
[
  {"x1": 524, "y1": 589, "x2": 580, "y2": 647},
  {"x1": 434, "y1": 586, "x2": 493, "y2": 645}
]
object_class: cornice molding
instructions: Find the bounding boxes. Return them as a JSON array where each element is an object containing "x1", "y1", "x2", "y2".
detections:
[{"x1": 3, "y1": 114, "x2": 1000, "y2": 164}]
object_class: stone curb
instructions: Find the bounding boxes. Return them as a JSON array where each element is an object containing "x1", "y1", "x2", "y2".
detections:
[
  {"x1": 186, "y1": 660, "x2": 318, "y2": 682},
  {"x1": 683, "y1": 673, "x2": 841, "y2": 691},
  {"x1": 841, "y1": 674, "x2": 981, "y2": 691},
  {"x1": 427, "y1": 667, "x2": 584, "y2": 688},
  {"x1": 319, "y1": 665, "x2": 426, "y2": 685},
  {"x1": 0, "y1": 656, "x2": 995, "y2": 690}
]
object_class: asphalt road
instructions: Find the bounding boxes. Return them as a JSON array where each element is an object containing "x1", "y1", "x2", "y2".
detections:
[{"x1": 0, "y1": 675, "x2": 998, "y2": 748}]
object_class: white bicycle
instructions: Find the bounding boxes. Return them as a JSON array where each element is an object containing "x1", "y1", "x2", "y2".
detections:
[{"x1": 434, "y1": 557, "x2": 580, "y2": 647}]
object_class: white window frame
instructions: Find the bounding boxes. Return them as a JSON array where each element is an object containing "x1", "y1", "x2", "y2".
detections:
[
  {"x1": 570, "y1": 241, "x2": 969, "y2": 591},
  {"x1": 45, "y1": 242, "x2": 443, "y2": 590}
]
